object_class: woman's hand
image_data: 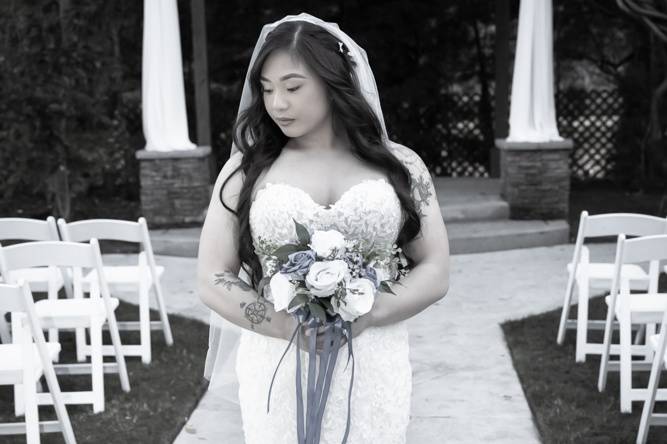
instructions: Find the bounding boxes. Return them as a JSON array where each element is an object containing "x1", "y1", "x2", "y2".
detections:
[
  {"x1": 310, "y1": 313, "x2": 374, "y2": 354},
  {"x1": 282, "y1": 310, "x2": 375, "y2": 354}
]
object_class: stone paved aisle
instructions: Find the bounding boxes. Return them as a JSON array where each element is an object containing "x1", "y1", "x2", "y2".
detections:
[{"x1": 104, "y1": 242, "x2": 618, "y2": 443}]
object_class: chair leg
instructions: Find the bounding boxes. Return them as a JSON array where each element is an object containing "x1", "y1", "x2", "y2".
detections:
[
  {"x1": 23, "y1": 375, "x2": 40, "y2": 444},
  {"x1": 139, "y1": 279, "x2": 152, "y2": 365},
  {"x1": 12, "y1": 313, "x2": 25, "y2": 417},
  {"x1": 643, "y1": 324, "x2": 657, "y2": 360},
  {"x1": 106, "y1": 307, "x2": 130, "y2": 392},
  {"x1": 575, "y1": 279, "x2": 590, "y2": 363},
  {"x1": 598, "y1": 304, "x2": 616, "y2": 392},
  {"x1": 620, "y1": 316, "x2": 633, "y2": 413},
  {"x1": 47, "y1": 279, "x2": 59, "y2": 351},
  {"x1": 41, "y1": 344, "x2": 77, "y2": 444},
  {"x1": 0, "y1": 316, "x2": 10, "y2": 344},
  {"x1": 557, "y1": 267, "x2": 577, "y2": 345},
  {"x1": 90, "y1": 318, "x2": 105, "y2": 413},
  {"x1": 634, "y1": 324, "x2": 646, "y2": 346},
  {"x1": 75, "y1": 327, "x2": 87, "y2": 362},
  {"x1": 637, "y1": 359, "x2": 663, "y2": 444},
  {"x1": 152, "y1": 278, "x2": 174, "y2": 346}
]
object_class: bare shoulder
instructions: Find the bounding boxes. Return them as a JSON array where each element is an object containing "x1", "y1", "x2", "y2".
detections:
[{"x1": 387, "y1": 142, "x2": 436, "y2": 218}]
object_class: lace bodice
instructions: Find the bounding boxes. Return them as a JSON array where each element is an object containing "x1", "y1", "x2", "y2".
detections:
[
  {"x1": 237, "y1": 176, "x2": 412, "y2": 443},
  {"x1": 250, "y1": 178, "x2": 403, "y2": 276}
]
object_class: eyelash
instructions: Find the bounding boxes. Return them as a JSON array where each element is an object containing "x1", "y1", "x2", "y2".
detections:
[{"x1": 262, "y1": 86, "x2": 301, "y2": 94}]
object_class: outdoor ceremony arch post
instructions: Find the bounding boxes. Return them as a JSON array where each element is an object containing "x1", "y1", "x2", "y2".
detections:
[
  {"x1": 495, "y1": 0, "x2": 573, "y2": 220},
  {"x1": 135, "y1": 0, "x2": 212, "y2": 226}
]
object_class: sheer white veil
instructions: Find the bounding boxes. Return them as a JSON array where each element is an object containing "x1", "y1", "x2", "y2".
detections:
[{"x1": 202, "y1": 12, "x2": 398, "y2": 403}]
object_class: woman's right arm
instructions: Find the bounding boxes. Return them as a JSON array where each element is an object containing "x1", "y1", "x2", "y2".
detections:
[{"x1": 197, "y1": 152, "x2": 294, "y2": 340}]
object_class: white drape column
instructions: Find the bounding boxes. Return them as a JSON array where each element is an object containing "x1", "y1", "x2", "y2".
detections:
[
  {"x1": 507, "y1": 0, "x2": 562, "y2": 142},
  {"x1": 142, "y1": 0, "x2": 195, "y2": 151}
]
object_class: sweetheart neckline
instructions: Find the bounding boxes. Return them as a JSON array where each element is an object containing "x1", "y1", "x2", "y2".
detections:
[{"x1": 254, "y1": 178, "x2": 391, "y2": 211}]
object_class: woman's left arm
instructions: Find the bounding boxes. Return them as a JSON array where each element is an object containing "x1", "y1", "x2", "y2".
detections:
[{"x1": 367, "y1": 144, "x2": 450, "y2": 328}]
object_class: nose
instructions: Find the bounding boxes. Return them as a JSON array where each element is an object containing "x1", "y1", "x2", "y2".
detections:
[{"x1": 271, "y1": 90, "x2": 288, "y2": 111}]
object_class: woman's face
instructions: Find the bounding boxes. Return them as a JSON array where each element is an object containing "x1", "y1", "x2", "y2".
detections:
[{"x1": 260, "y1": 49, "x2": 330, "y2": 138}]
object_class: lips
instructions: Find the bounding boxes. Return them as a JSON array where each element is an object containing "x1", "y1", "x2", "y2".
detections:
[{"x1": 276, "y1": 118, "x2": 295, "y2": 126}]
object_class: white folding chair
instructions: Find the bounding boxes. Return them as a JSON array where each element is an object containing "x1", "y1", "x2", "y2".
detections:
[
  {"x1": 0, "y1": 240, "x2": 130, "y2": 414},
  {"x1": 57, "y1": 218, "x2": 173, "y2": 365},
  {"x1": 556, "y1": 211, "x2": 667, "y2": 362},
  {"x1": 598, "y1": 234, "x2": 667, "y2": 413},
  {"x1": 0, "y1": 281, "x2": 76, "y2": 444},
  {"x1": 0, "y1": 217, "x2": 71, "y2": 345},
  {"x1": 636, "y1": 293, "x2": 667, "y2": 443}
]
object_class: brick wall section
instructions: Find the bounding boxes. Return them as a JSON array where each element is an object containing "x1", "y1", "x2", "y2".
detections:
[
  {"x1": 136, "y1": 146, "x2": 213, "y2": 226},
  {"x1": 495, "y1": 139, "x2": 574, "y2": 220}
]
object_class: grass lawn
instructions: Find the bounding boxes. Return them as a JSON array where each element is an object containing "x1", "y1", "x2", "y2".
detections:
[
  {"x1": 502, "y1": 274, "x2": 667, "y2": 444},
  {"x1": 0, "y1": 299, "x2": 209, "y2": 443}
]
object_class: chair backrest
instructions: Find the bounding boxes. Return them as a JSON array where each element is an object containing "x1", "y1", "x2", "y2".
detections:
[
  {"x1": 620, "y1": 234, "x2": 667, "y2": 265},
  {"x1": 58, "y1": 218, "x2": 145, "y2": 244},
  {"x1": 58, "y1": 217, "x2": 160, "y2": 275},
  {"x1": 0, "y1": 239, "x2": 113, "y2": 302},
  {"x1": 579, "y1": 211, "x2": 667, "y2": 239},
  {"x1": 0, "y1": 240, "x2": 99, "y2": 271},
  {"x1": 0, "y1": 216, "x2": 60, "y2": 242}
]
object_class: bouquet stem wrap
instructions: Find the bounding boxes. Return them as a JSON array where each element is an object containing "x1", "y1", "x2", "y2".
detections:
[{"x1": 267, "y1": 310, "x2": 355, "y2": 444}]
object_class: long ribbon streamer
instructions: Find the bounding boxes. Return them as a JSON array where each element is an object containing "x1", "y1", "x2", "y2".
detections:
[{"x1": 267, "y1": 310, "x2": 356, "y2": 443}]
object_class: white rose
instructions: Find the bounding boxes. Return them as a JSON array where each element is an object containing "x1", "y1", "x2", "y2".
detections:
[
  {"x1": 335, "y1": 278, "x2": 376, "y2": 322},
  {"x1": 305, "y1": 260, "x2": 349, "y2": 297},
  {"x1": 309, "y1": 230, "x2": 346, "y2": 259},
  {"x1": 269, "y1": 272, "x2": 297, "y2": 312}
]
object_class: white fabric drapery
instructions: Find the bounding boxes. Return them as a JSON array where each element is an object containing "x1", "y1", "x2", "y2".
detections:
[
  {"x1": 142, "y1": 0, "x2": 195, "y2": 151},
  {"x1": 507, "y1": 0, "x2": 563, "y2": 142}
]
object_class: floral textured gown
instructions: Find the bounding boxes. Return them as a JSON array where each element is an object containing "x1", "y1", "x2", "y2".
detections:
[{"x1": 236, "y1": 177, "x2": 412, "y2": 444}]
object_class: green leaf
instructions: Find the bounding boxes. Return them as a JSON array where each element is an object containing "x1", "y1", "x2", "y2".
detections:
[
  {"x1": 293, "y1": 218, "x2": 311, "y2": 245},
  {"x1": 272, "y1": 243, "x2": 303, "y2": 261},
  {"x1": 288, "y1": 293, "x2": 309, "y2": 310},
  {"x1": 320, "y1": 298, "x2": 334, "y2": 312},
  {"x1": 380, "y1": 281, "x2": 396, "y2": 295},
  {"x1": 308, "y1": 302, "x2": 327, "y2": 322}
]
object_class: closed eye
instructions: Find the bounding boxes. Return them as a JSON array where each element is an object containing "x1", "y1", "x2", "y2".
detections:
[{"x1": 261, "y1": 86, "x2": 301, "y2": 94}]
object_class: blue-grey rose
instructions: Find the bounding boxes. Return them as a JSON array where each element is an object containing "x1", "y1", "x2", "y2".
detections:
[
  {"x1": 361, "y1": 266, "x2": 379, "y2": 288},
  {"x1": 281, "y1": 250, "x2": 316, "y2": 276}
]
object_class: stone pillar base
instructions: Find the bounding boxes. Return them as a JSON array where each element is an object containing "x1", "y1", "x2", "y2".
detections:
[
  {"x1": 135, "y1": 146, "x2": 212, "y2": 226},
  {"x1": 495, "y1": 138, "x2": 574, "y2": 220}
]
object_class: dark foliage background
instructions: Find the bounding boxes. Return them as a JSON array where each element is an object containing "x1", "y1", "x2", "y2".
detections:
[{"x1": 0, "y1": 0, "x2": 661, "y2": 220}]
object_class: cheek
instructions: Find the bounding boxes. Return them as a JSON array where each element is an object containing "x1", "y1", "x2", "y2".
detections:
[{"x1": 300, "y1": 87, "x2": 329, "y2": 121}]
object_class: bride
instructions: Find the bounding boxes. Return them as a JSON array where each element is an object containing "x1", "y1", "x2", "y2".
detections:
[{"x1": 197, "y1": 12, "x2": 450, "y2": 444}]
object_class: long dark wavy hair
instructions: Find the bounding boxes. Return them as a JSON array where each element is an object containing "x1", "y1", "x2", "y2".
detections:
[{"x1": 220, "y1": 20, "x2": 421, "y2": 290}]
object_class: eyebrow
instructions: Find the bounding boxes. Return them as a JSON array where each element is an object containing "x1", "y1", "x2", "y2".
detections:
[{"x1": 260, "y1": 73, "x2": 307, "y2": 82}]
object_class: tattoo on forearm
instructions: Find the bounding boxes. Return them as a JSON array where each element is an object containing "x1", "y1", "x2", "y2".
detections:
[
  {"x1": 213, "y1": 271, "x2": 271, "y2": 330},
  {"x1": 213, "y1": 271, "x2": 252, "y2": 292},
  {"x1": 240, "y1": 300, "x2": 271, "y2": 330}
]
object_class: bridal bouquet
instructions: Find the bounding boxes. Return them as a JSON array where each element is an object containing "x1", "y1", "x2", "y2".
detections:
[{"x1": 263, "y1": 218, "x2": 408, "y2": 444}]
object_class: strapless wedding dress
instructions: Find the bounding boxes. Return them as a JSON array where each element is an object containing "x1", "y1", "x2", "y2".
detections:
[{"x1": 236, "y1": 178, "x2": 412, "y2": 444}]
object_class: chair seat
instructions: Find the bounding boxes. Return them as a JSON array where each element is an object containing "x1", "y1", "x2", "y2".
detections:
[
  {"x1": 35, "y1": 297, "x2": 119, "y2": 320},
  {"x1": 605, "y1": 293, "x2": 667, "y2": 324},
  {"x1": 82, "y1": 265, "x2": 165, "y2": 286},
  {"x1": 1, "y1": 267, "x2": 65, "y2": 292},
  {"x1": 568, "y1": 262, "x2": 649, "y2": 281},
  {"x1": 0, "y1": 342, "x2": 61, "y2": 381}
]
